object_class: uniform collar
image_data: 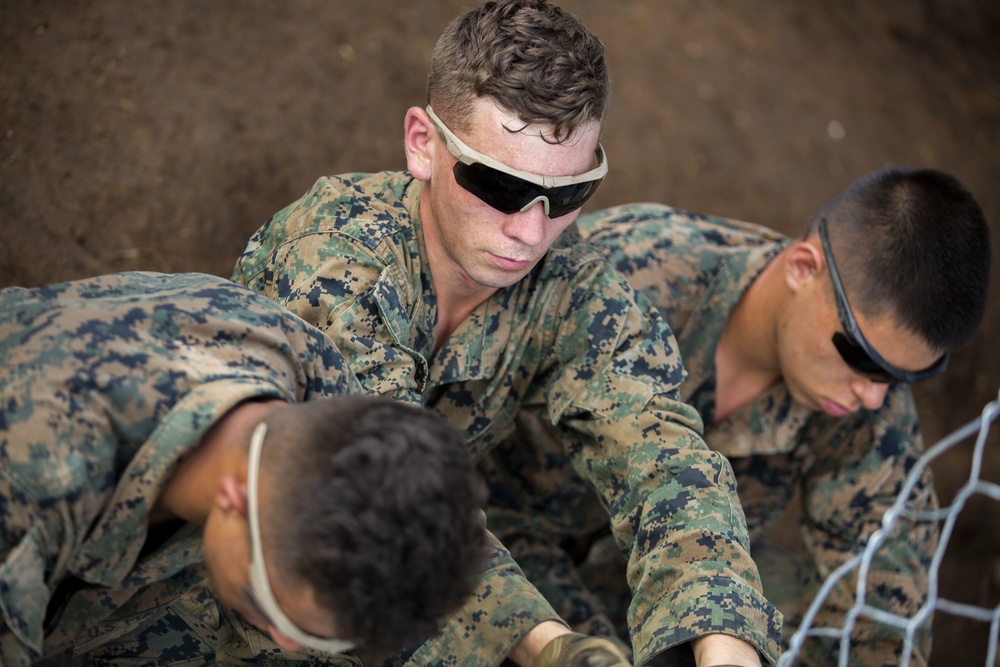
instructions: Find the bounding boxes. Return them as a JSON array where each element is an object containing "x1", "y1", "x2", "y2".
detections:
[{"x1": 677, "y1": 241, "x2": 812, "y2": 456}]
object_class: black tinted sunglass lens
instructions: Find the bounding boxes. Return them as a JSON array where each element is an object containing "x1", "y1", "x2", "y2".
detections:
[
  {"x1": 453, "y1": 162, "x2": 600, "y2": 217},
  {"x1": 832, "y1": 332, "x2": 893, "y2": 382},
  {"x1": 547, "y1": 180, "x2": 602, "y2": 217},
  {"x1": 454, "y1": 163, "x2": 533, "y2": 214}
]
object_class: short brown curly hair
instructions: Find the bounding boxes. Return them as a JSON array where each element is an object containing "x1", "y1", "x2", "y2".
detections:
[{"x1": 427, "y1": 0, "x2": 610, "y2": 143}]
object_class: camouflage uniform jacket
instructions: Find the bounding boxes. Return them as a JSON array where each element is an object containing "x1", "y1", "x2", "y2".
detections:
[
  {"x1": 578, "y1": 203, "x2": 939, "y2": 666},
  {"x1": 232, "y1": 171, "x2": 782, "y2": 666},
  {"x1": 0, "y1": 272, "x2": 361, "y2": 667}
]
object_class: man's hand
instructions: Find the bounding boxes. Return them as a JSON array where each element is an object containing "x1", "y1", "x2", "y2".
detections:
[
  {"x1": 535, "y1": 633, "x2": 632, "y2": 667},
  {"x1": 691, "y1": 634, "x2": 762, "y2": 667}
]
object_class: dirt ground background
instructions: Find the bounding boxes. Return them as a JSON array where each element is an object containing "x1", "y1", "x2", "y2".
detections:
[{"x1": 2, "y1": 1, "x2": 999, "y2": 663}]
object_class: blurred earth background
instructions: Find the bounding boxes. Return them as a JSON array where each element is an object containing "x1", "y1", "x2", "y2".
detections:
[{"x1": 2, "y1": 1, "x2": 998, "y2": 664}]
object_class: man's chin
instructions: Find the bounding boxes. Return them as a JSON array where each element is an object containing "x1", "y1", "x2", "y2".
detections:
[{"x1": 465, "y1": 271, "x2": 525, "y2": 291}]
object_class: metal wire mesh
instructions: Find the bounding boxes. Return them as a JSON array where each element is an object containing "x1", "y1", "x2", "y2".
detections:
[{"x1": 777, "y1": 389, "x2": 1000, "y2": 667}]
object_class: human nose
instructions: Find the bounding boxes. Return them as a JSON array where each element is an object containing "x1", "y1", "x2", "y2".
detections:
[
  {"x1": 501, "y1": 201, "x2": 549, "y2": 247},
  {"x1": 851, "y1": 377, "x2": 890, "y2": 411}
]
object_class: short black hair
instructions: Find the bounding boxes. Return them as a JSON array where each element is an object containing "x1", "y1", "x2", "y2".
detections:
[
  {"x1": 262, "y1": 396, "x2": 488, "y2": 656},
  {"x1": 811, "y1": 166, "x2": 991, "y2": 351}
]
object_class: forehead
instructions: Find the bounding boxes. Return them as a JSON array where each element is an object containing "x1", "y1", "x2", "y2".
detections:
[{"x1": 460, "y1": 97, "x2": 601, "y2": 178}]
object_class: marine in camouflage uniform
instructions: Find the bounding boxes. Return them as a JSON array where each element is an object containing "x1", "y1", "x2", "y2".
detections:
[
  {"x1": 0, "y1": 271, "x2": 367, "y2": 666},
  {"x1": 483, "y1": 203, "x2": 942, "y2": 666},
  {"x1": 232, "y1": 171, "x2": 783, "y2": 666}
]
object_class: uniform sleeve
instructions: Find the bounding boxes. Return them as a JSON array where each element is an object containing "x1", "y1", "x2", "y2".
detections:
[
  {"x1": 0, "y1": 476, "x2": 61, "y2": 666},
  {"x1": 386, "y1": 528, "x2": 566, "y2": 667},
  {"x1": 797, "y1": 386, "x2": 937, "y2": 666},
  {"x1": 543, "y1": 271, "x2": 782, "y2": 665},
  {"x1": 233, "y1": 218, "x2": 427, "y2": 404}
]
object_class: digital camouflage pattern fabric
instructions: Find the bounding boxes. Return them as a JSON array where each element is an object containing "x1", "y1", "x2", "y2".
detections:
[
  {"x1": 498, "y1": 203, "x2": 936, "y2": 666},
  {"x1": 0, "y1": 272, "x2": 364, "y2": 666},
  {"x1": 232, "y1": 171, "x2": 782, "y2": 666}
]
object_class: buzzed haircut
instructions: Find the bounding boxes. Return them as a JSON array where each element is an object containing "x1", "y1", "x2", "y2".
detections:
[{"x1": 811, "y1": 166, "x2": 991, "y2": 351}]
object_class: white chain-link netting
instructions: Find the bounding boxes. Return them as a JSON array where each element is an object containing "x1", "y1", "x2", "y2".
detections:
[{"x1": 777, "y1": 390, "x2": 1000, "y2": 667}]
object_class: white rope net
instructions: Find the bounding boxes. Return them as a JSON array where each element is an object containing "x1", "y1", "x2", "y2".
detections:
[{"x1": 777, "y1": 389, "x2": 1000, "y2": 667}]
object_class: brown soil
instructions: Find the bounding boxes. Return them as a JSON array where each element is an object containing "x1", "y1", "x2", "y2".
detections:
[{"x1": 2, "y1": 1, "x2": 998, "y2": 664}]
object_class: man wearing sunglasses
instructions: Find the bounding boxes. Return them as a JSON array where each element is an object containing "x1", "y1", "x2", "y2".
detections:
[
  {"x1": 481, "y1": 166, "x2": 991, "y2": 666},
  {"x1": 233, "y1": 1, "x2": 781, "y2": 666},
  {"x1": 0, "y1": 272, "x2": 487, "y2": 666}
]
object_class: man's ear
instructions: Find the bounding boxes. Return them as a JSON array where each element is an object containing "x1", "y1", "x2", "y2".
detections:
[
  {"x1": 216, "y1": 474, "x2": 249, "y2": 517},
  {"x1": 404, "y1": 106, "x2": 436, "y2": 181},
  {"x1": 784, "y1": 239, "x2": 825, "y2": 293}
]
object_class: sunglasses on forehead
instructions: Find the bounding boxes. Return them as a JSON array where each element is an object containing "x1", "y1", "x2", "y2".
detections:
[
  {"x1": 245, "y1": 423, "x2": 355, "y2": 655},
  {"x1": 818, "y1": 217, "x2": 948, "y2": 384},
  {"x1": 426, "y1": 106, "x2": 608, "y2": 219}
]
